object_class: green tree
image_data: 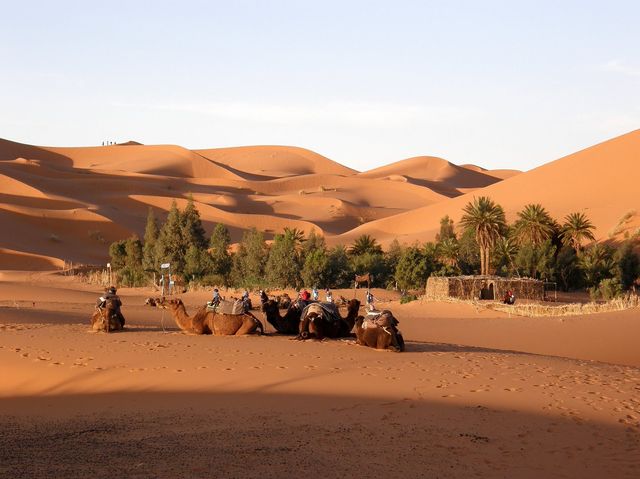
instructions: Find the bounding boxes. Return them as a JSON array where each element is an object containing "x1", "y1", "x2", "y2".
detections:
[
  {"x1": 142, "y1": 207, "x2": 159, "y2": 272},
  {"x1": 109, "y1": 240, "x2": 127, "y2": 270},
  {"x1": 155, "y1": 201, "x2": 185, "y2": 275},
  {"x1": 283, "y1": 227, "x2": 306, "y2": 253},
  {"x1": 265, "y1": 233, "x2": 300, "y2": 287},
  {"x1": 301, "y1": 229, "x2": 326, "y2": 260},
  {"x1": 231, "y1": 228, "x2": 267, "y2": 287},
  {"x1": 512, "y1": 204, "x2": 557, "y2": 246},
  {"x1": 435, "y1": 215, "x2": 456, "y2": 242},
  {"x1": 120, "y1": 236, "x2": 145, "y2": 286},
  {"x1": 514, "y1": 239, "x2": 557, "y2": 280},
  {"x1": 301, "y1": 248, "x2": 330, "y2": 288},
  {"x1": 325, "y1": 245, "x2": 353, "y2": 288},
  {"x1": 349, "y1": 234, "x2": 383, "y2": 256},
  {"x1": 384, "y1": 239, "x2": 404, "y2": 287},
  {"x1": 578, "y1": 244, "x2": 615, "y2": 288},
  {"x1": 457, "y1": 227, "x2": 480, "y2": 274},
  {"x1": 184, "y1": 244, "x2": 207, "y2": 281},
  {"x1": 615, "y1": 241, "x2": 640, "y2": 289},
  {"x1": 394, "y1": 244, "x2": 435, "y2": 290},
  {"x1": 350, "y1": 251, "x2": 388, "y2": 286},
  {"x1": 555, "y1": 246, "x2": 581, "y2": 291},
  {"x1": 459, "y1": 197, "x2": 507, "y2": 275},
  {"x1": 436, "y1": 237, "x2": 459, "y2": 272},
  {"x1": 560, "y1": 212, "x2": 596, "y2": 251},
  {"x1": 207, "y1": 223, "x2": 232, "y2": 281},
  {"x1": 181, "y1": 195, "x2": 207, "y2": 250},
  {"x1": 493, "y1": 235, "x2": 518, "y2": 277}
]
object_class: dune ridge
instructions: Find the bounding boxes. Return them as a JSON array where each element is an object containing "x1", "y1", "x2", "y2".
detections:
[{"x1": 1, "y1": 131, "x2": 638, "y2": 268}]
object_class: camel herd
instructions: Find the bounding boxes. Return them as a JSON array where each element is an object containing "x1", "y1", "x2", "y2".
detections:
[{"x1": 92, "y1": 295, "x2": 405, "y2": 352}]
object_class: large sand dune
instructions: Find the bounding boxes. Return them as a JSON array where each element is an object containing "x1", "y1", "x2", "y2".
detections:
[
  {"x1": 340, "y1": 129, "x2": 640, "y2": 246},
  {"x1": 1, "y1": 131, "x2": 638, "y2": 268}
]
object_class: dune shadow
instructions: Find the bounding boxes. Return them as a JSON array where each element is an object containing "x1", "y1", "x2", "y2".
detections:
[{"x1": 0, "y1": 389, "x2": 633, "y2": 479}]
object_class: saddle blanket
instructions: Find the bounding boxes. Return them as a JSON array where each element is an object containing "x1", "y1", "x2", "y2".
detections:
[{"x1": 206, "y1": 299, "x2": 245, "y2": 315}]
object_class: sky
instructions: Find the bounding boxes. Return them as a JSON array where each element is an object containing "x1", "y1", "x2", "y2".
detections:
[{"x1": 1, "y1": 0, "x2": 639, "y2": 172}]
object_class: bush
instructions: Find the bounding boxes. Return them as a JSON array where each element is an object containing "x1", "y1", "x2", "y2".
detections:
[
  {"x1": 400, "y1": 294, "x2": 418, "y2": 304},
  {"x1": 589, "y1": 278, "x2": 624, "y2": 301}
]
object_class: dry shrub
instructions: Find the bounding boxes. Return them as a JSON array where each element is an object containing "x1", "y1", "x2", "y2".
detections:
[{"x1": 485, "y1": 296, "x2": 639, "y2": 317}]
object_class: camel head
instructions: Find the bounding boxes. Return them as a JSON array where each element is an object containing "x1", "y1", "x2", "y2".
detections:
[
  {"x1": 346, "y1": 298, "x2": 361, "y2": 317},
  {"x1": 159, "y1": 298, "x2": 183, "y2": 311}
]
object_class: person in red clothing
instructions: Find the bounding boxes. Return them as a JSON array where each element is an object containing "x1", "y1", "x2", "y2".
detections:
[{"x1": 300, "y1": 289, "x2": 311, "y2": 301}]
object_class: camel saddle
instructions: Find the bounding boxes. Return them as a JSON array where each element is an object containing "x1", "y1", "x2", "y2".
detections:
[
  {"x1": 363, "y1": 310, "x2": 398, "y2": 330},
  {"x1": 301, "y1": 302, "x2": 341, "y2": 324},
  {"x1": 207, "y1": 299, "x2": 245, "y2": 315}
]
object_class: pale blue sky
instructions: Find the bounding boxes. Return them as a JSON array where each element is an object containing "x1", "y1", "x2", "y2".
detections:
[{"x1": 1, "y1": 0, "x2": 638, "y2": 171}]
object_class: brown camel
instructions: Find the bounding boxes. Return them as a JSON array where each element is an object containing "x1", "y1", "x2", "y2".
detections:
[
  {"x1": 354, "y1": 311, "x2": 405, "y2": 352},
  {"x1": 298, "y1": 298, "x2": 361, "y2": 340},
  {"x1": 261, "y1": 299, "x2": 304, "y2": 335},
  {"x1": 90, "y1": 298, "x2": 124, "y2": 333},
  {"x1": 161, "y1": 298, "x2": 263, "y2": 335}
]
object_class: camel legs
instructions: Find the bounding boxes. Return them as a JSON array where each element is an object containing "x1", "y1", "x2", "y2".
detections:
[{"x1": 233, "y1": 317, "x2": 263, "y2": 335}]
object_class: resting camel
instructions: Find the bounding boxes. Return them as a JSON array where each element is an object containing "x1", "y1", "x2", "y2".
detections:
[
  {"x1": 261, "y1": 299, "x2": 305, "y2": 335},
  {"x1": 90, "y1": 298, "x2": 124, "y2": 333},
  {"x1": 354, "y1": 311, "x2": 405, "y2": 352},
  {"x1": 298, "y1": 299, "x2": 361, "y2": 340},
  {"x1": 161, "y1": 298, "x2": 263, "y2": 335}
]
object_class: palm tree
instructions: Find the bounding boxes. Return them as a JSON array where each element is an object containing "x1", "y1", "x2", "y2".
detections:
[
  {"x1": 437, "y1": 237, "x2": 459, "y2": 269},
  {"x1": 512, "y1": 204, "x2": 557, "y2": 246},
  {"x1": 493, "y1": 236, "x2": 519, "y2": 277},
  {"x1": 349, "y1": 234, "x2": 382, "y2": 256},
  {"x1": 459, "y1": 196, "x2": 507, "y2": 275},
  {"x1": 560, "y1": 212, "x2": 596, "y2": 251},
  {"x1": 283, "y1": 227, "x2": 306, "y2": 254}
]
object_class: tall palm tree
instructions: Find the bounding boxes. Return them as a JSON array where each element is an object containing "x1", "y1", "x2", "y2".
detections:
[
  {"x1": 459, "y1": 196, "x2": 507, "y2": 275},
  {"x1": 349, "y1": 234, "x2": 382, "y2": 256},
  {"x1": 560, "y1": 212, "x2": 596, "y2": 251},
  {"x1": 512, "y1": 204, "x2": 557, "y2": 246}
]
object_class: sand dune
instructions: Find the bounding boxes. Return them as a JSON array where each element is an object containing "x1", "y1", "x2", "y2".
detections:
[
  {"x1": 1, "y1": 131, "x2": 638, "y2": 268},
  {"x1": 340, "y1": 129, "x2": 640, "y2": 246},
  {"x1": 359, "y1": 155, "x2": 516, "y2": 197},
  {"x1": 196, "y1": 145, "x2": 356, "y2": 178}
]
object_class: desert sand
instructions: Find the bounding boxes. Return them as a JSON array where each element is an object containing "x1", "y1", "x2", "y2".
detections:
[
  {"x1": 1, "y1": 132, "x2": 640, "y2": 477},
  {"x1": 1, "y1": 272, "x2": 639, "y2": 478}
]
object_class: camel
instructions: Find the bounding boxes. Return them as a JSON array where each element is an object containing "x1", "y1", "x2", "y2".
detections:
[
  {"x1": 161, "y1": 298, "x2": 263, "y2": 335},
  {"x1": 90, "y1": 298, "x2": 124, "y2": 333},
  {"x1": 298, "y1": 298, "x2": 361, "y2": 340},
  {"x1": 261, "y1": 299, "x2": 305, "y2": 335},
  {"x1": 354, "y1": 311, "x2": 405, "y2": 352}
]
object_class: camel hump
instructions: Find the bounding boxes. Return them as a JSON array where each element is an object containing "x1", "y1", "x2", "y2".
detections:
[
  {"x1": 364, "y1": 310, "x2": 397, "y2": 329},
  {"x1": 301, "y1": 302, "x2": 341, "y2": 323}
]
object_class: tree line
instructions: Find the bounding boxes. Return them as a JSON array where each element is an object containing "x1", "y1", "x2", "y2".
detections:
[{"x1": 108, "y1": 196, "x2": 640, "y2": 299}]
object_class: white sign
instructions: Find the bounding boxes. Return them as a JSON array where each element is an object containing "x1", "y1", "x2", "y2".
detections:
[
  {"x1": 161, "y1": 263, "x2": 170, "y2": 269},
  {"x1": 106, "y1": 263, "x2": 111, "y2": 268}
]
